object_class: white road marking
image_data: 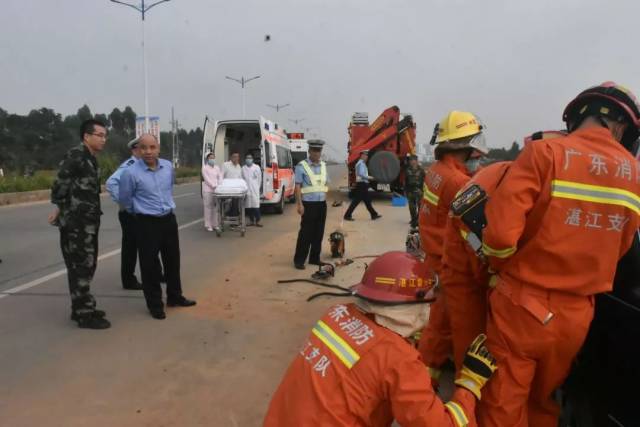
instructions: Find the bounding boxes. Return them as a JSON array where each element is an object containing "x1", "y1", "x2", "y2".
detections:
[{"x1": 0, "y1": 218, "x2": 204, "y2": 300}]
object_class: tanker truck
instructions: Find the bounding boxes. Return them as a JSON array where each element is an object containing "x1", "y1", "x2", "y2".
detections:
[{"x1": 347, "y1": 106, "x2": 417, "y2": 193}]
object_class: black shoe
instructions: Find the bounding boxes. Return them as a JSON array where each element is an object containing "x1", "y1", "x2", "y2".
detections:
[
  {"x1": 372, "y1": 214, "x2": 382, "y2": 220},
  {"x1": 150, "y1": 309, "x2": 166, "y2": 319},
  {"x1": 294, "y1": 263, "x2": 306, "y2": 270},
  {"x1": 71, "y1": 309, "x2": 106, "y2": 322},
  {"x1": 76, "y1": 314, "x2": 111, "y2": 329},
  {"x1": 255, "y1": 222, "x2": 263, "y2": 228},
  {"x1": 123, "y1": 281, "x2": 143, "y2": 290},
  {"x1": 344, "y1": 217, "x2": 354, "y2": 221},
  {"x1": 167, "y1": 297, "x2": 197, "y2": 307}
]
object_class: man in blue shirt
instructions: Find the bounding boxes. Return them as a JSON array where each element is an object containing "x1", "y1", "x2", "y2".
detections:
[
  {"x1": 344, "y1": 150, "x2": 381, "y2": 221},
  {"x1": 106, "y1": 138, "x2": 144, "y2": 290},
  {"x1": 293, "y1": 140, "x2": 330, "y2": 270},
  {"x1": 119, "y1": 134, "x2": 196, "y2": 319}
]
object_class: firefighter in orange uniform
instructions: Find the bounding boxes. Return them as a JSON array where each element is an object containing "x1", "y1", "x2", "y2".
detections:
[
  {"x1": 417, "y1": 111, "x2": 489, "y2": 383},
  {"x1": 264, "y1": 251, "x2": 497, "y2": 427},
  {"x1": 478, "y1": 82, "x2": 640, "y2": 427}
]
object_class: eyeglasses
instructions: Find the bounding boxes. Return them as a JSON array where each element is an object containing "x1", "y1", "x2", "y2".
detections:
[{"x1": 90, "y1": 133, "x2": 108, "y2": 139}]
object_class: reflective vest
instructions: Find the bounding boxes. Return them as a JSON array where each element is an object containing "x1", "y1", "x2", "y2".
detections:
[{"x1": 300, "y1": 160, "x2": 328, "y2": 194}]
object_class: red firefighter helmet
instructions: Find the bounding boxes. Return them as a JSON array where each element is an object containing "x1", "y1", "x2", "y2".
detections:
[{"x1": 351, "y1": 251, "x2": 437, "y2": 304}]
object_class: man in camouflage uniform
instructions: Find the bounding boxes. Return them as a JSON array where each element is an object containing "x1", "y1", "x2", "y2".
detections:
[
  {"x1": 49, "y1": 119, "x2": 110, "y2": 329},
  {"x1": 405, "y1": 154, "x2": 425, "y2": 229}
]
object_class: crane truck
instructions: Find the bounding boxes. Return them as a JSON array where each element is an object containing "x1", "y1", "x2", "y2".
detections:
[{"x1": 347, "y1": 106, "x2": 417, "y2": 193}]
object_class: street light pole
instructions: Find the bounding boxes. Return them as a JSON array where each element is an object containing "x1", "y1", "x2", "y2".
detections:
[
  {"x1": 266, "y1": 103, "x2": 290, "y2": 124},
  {"x1": 225, "y1": 75, "x2": 261, "y2": 119},
  {"x1": 110, "y1": 0, "x2": 171, "y2": 132},
  {"x1": 289, "y1": 118, "x2": 305, "y2": 126}
]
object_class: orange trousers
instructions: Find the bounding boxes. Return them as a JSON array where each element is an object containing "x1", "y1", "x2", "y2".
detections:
[
  {"x1": 477, "y1": 283, "x2": 594, "y2": 427},
  {"x1": 418, "y1": 291, "x2": 452, "y2": 371},
  {"x1": 443, "y1": 272, "x2": 487, "y2": 372}
]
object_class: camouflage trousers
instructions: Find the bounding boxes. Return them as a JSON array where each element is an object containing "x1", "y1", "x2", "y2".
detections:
[
  {"x1": 407, "y1": 191, "x2": 423, "y2": 228},
  {"x1": 59, "y1": 223, "x2": 99, "y2": 315}
]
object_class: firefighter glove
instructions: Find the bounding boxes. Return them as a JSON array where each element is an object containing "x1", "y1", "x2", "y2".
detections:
[{"x1": 454, "y1": 334, "x2": 497, "y2": 399}]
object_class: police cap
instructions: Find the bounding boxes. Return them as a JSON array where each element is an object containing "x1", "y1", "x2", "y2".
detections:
[
  {"x1": 127, "y1": 138, "x2": 139, "y2": 149},
  {"x1": 308, "y1": 139, "x2": 325, "y2": 150}
]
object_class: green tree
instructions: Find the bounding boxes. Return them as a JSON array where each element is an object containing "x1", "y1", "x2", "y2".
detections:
[
  {"x1": 122, "y1": 106, "x2": 136, "y2": 137},
  {"x1": 77, "y1": 104, "x2": 92, "y2": 122},
  {"x1": 109, "y1": 108, "x2": 124, "y2": 133}
]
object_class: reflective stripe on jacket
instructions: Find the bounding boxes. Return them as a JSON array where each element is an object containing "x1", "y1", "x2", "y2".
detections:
[
  {"x1": 263, "y1": 303, "x2": 477, "y2": 427},
  {"x1": 418, "y1": 156, "x2": 471, "y2": 271},
  {"x1": 482, "y1": 127, "x2": 640, "y2": 295}
]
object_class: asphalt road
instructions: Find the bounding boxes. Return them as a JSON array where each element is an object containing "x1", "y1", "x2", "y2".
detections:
[{"x1": 0, "y1": 164, "x2": 362, "y2": 426}]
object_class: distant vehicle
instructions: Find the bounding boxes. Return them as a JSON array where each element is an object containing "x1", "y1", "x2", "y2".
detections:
[
  {"x1": 559, "y1": 144, "x2": 640, "y2": 427},
  {"x1": 202, "y1": 116, "x2": 295, "y2": 214},
  {"x1": 347, "y1": 106, "x2": 416, "y2": 193},
  {"x1": 287, "y1": 132, "x2": 308, "y2": 165}
]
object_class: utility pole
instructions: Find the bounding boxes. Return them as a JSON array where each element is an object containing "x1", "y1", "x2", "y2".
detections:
[
  {"x1": 110, "y1": 0, "x2": 171, "y2": 132},
  {"x1": 225, "y1": 75, "x2": 261, "y2": 119},
  {"x1": 171, "y1": 106, "x2": 178, "y2": 168}
]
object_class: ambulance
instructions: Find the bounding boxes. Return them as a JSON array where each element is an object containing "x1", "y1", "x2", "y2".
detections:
[
  {"x1": 202, "y1": 116, "x2": 295, "y2": 213},
  {"x1": 287, "y1": 132, "x2": 308, "y2": 166}
]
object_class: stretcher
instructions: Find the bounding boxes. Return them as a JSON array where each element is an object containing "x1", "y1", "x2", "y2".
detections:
[{"x1": 213, "y1": 179, "x2": 248, "y2": 237}]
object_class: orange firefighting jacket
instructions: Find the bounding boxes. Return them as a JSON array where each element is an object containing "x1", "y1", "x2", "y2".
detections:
[
  {"x1": 263, "y1": 303, "x2": 477, "y2": 427},
  {"x1": 419, "y1": 156, "x2": 471, "y2": 272},
  {"x1": 443, "y1": 162, "x2": 513, "y2": 283},
  {"x1": 482, "y1": 127, "x2": 640, "y2": 296}
]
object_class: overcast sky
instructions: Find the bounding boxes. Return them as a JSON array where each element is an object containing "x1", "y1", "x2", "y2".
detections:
[{"x1": 2, "y1": 0, "x2": 639, "y2": 159}]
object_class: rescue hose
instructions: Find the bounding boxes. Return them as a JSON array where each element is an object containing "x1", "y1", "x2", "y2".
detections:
[
  {"x1": 277, "y1": 279, "x2": 350, "y2": 292},
  {"x1": 307, "y1": 291, "x2": 353, "y2": 302}
]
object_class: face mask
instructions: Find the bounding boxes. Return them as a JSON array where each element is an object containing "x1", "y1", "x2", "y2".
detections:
[
  {"x1": 207, "y1": 159, "x2": 215, "y2": 166},
  {"x1": 245, "y1": 159, "x2": 254, "y2": 166},
  {"x1": 466, "y1": 158, "x2": 481, "y2": 172}
]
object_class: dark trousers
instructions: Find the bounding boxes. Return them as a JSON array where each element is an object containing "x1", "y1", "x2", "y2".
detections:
[
  {"x1": 118, "y1": 211, "x2": 139, "y2": 287},
  {"x1": 136, "y1": 213, "x2": 183, "y2": 311},
  {"x1": 407, "y1": 192, "x2": 422, "y2": 228},
  {"x1": 60, "y1": 223, "x2": 99, "y2": 315},
  {"x1": 294, "y1": 201, "x2": 327, "y2": 265},
  {"x1": 245, "y1": 207, "x2": 261, "y2": 223},
  {"x1": 344, "y1": 182, "x2": 378, "y2": 219}
]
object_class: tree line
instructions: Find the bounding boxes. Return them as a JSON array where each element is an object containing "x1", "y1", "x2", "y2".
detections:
[{"x1": 0, "y1": 105, "x2": 204, "y2": 176}]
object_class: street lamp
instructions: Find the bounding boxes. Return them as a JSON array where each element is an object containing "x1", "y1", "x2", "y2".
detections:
[
  {"x1": 266, "y1": 103, "x2": 290, "y2": 113},
  {"x1": 110, "y1": 0, "x2": 171, "y2": 133},
  {"x1": 289, "y1": 118, "x2": 305, "y2": 126},
  {"x1": 225, "y1": 75, "x2": 261, "y2": 119}
]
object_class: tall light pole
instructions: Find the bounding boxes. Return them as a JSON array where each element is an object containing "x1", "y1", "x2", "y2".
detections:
[
  {"x1": 266, "y1": 103, "x2": 290, "y2": 113},
  {"x1": 289, "y1": 118, "x2": 305, "y2": 126},
  {"x1": 110, "y1": 0, "x2": 171, "y2": 133},
  {"x1": 225, "y1": 75, "x2": 261, "y2": 119}
]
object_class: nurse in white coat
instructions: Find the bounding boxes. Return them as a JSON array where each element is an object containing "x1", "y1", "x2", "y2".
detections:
[{"x1": 242, "y1": 154, "x2": 263, "y2": 227}]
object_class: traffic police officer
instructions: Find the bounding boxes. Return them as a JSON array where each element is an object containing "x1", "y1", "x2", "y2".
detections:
[
  {"x1": 106, "y1": 138, "x2": 144, "y2": 290},
  {"x1": 49, "y1": 119, "x2": 110, "y2": 329},
  {"x1": 293, "y1": 140, "x2": 330, "y2": 270},
  {"x1": 405, "y1": 154, "x2": 425, "y2": 229}
]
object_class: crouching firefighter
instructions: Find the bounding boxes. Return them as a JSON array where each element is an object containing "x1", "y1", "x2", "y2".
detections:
[
  {"x1": 478, "y1": 82, "x2": 640, "y2": 427},
  {"x1": 264, "y1": 251, "x2": 497, "y2": 427}
]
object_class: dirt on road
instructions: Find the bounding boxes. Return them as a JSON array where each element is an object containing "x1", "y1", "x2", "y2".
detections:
[{"x1": 1, "y1": 190, "x2": 411, "y2": 427}]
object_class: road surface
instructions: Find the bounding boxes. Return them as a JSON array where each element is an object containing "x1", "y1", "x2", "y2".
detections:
[{"x1": 0, "y1": 164, "x2": 414, "y2": 426}]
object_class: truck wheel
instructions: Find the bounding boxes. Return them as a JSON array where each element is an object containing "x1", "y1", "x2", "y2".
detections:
[{"x1": 274, "y1": 189, "x2": 285, "y2": 214}]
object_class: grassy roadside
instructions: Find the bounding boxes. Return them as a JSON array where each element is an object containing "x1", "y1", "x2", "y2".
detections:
[{"x1": 0, "y1": 167, "x2": 201, "y2": 194}]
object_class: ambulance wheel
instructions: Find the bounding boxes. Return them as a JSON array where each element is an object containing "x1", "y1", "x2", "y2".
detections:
[{"x1": 274, "y1": 189, "x2": 285, "y2": 214}]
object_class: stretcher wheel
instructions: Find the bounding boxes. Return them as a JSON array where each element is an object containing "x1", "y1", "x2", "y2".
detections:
[
  {"x1": 240, "y1": 231, "x2": 245, "y2": 237},
  {"x1": 216, "y1": 230, "x2": 221, "y2": 237}
]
